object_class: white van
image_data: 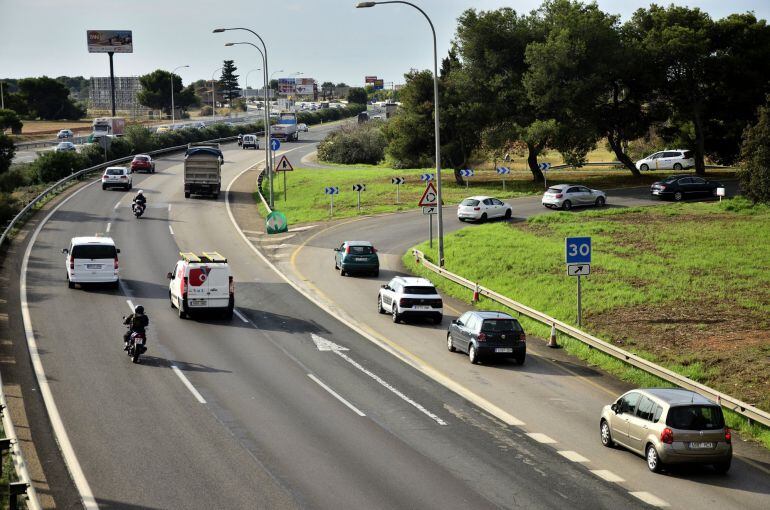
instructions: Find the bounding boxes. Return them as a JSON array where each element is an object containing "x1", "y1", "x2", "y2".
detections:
[
  {"x1": 242, "y1": 134, "x2": 259, "y2": 149},
  {"x1": 63, "y1": 236, "x2": 120, "y2": 288},
  {"x1": 167, "y1": 252, "x2": 234, "y2": 319}
]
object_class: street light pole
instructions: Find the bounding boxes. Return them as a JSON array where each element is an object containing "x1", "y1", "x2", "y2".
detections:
[
  {"x1": 356, "y1": 1, "x2": 444, "y2": 266},
  {"x1": 244, "y1": 68, "x2": 261, "y2": 94},
  {"x1": 170, "y1": 65, "x2": 189, "y2": 126},
  {"x1": 211, "y1": 67, "x2": 223, "y2": 122},
  {"x1": 214, "y1": 27, "x2": 275, "y2": 208}
]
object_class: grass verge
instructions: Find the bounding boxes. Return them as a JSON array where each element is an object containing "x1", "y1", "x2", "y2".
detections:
[{"x1": 403, "y1": 197, "x2": 770, "y2": 449}]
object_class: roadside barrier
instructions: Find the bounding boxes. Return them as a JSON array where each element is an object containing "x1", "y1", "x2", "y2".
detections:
[{"x1": 412, "y1": 248, "x2": 770, "y2": 428}]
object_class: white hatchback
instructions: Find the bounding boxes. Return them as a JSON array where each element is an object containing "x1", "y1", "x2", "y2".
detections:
[
  {"x1": 378, "y1": 276, "x2": 443, "y2": 324},
  {"x1": 457, "y1": 196, "x2": 512, "y2": 222},
  {"x1": 63, "y1": 237, "x2": 120, "y2": 288},
  {"x1": 102, "y1": 166, "x2": 132, "y2": 191}
]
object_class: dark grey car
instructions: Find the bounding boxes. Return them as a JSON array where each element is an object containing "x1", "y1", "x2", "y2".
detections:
[{"x1": 447, "y1": 311, "x2": 526, "y2": 364}]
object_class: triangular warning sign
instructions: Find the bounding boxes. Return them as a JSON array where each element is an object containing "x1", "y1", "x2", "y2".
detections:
[
  {"x1": 418, "y1": 181, "x2": 438, "y2": 207},
  {"x1": 276, "y1": 154, "x2": 294, "y2": 172}
]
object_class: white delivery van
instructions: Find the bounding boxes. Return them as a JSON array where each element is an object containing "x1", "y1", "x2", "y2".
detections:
[
  {"x1": 242, "y1": 134, "x2": 259, "y2": 149},
  {"x1": 63, "y1": 236, "x2": 120, "y2": 288},
  {"x1": 167, "y1": 252, "x2": 234, "y2": 319}
]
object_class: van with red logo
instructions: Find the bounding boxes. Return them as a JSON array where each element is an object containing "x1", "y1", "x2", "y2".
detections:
[{"x1": 167, "y1": 252, "x2": 233, "y2": 319}]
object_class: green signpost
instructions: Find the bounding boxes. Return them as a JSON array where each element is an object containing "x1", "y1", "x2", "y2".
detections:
[{"x1": 266, "y1": 210, "x2": 289, "y2": 234}]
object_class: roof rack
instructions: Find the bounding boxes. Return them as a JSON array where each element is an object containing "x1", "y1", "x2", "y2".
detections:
[
  {"x1": 201, "y1": 251, "x2": 227, "y2": 263},
  {"x1": 179, "y1": 251, "x2": 228, "y2": 263},
  {"x1": 179, "y1": 252, "x2": 201, "y2": 263}
]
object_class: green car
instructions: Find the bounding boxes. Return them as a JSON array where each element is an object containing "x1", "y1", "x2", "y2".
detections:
[{"x1": 334, "y1": 241, "x2": 379, "y2": 277}]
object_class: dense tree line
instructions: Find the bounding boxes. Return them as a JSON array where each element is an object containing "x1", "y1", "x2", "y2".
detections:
[
  {"x1": 385, "y1": 1, "x2": 770, "y2": 183},
  {"x1": 1, "y1": 76, "x2": 86, "y2": 120}
]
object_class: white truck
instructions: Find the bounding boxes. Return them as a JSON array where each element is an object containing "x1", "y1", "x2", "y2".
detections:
[
  {"x1": 271, "y1": 112, "x2": 299, "y2": 142},
  {"x1": 92, "y1": 117, "x2": 125, "y2": 138},
  {"x1": 183, "y1": 142, "x2": 222, "y2": 198}
]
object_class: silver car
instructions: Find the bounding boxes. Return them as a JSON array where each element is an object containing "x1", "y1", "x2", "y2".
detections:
[
  {"x1": 542, "y1": 184, "x2": 606, "y2": 210},
  {"x1": 54, "y1": 141, "x2": 77, "y2": 153}
]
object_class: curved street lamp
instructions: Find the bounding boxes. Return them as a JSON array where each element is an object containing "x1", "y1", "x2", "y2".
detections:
[
  {"x1": 170, "y1": 65, "x2": 189, "y2": 125},
  {"x1": 356, "y1": 1, "x2": 445, "y2": 266},
  {"x1": 211, "y1": 66, "x2": 223, "y2": 121}
]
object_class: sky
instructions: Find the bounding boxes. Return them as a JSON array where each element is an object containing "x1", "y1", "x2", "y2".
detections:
[{"x1": 2, "y1": 0, "x2": 769, "y2": 88}]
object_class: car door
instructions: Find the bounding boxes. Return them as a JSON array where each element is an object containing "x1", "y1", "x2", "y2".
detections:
[
  {"x1": 611, "y1": 391, "x2": 640, "y2": 446},
  {"x1": 491, "y1": 198, "x2": 505, "y2": 217},
  {"x1": 677, "y1": 177, "x2": 693, "y2": 196},
  {"x1": 576, "y1": 186, "x2": 593, "y2": 205},
  {"x1": 566, "y1": 187, "x2": 581, "y2": 205},
  {"x1": 451, "y1": 312, "x2": 471, "y2": 349},
  {"x1": 336, "y1": 243, "x2": 345, "y2": 267},
  {"x1": 689, "y1": 176, "x2": 708, "y2": 196},
  {"x1": 481, "y1": 198, "x2": 494, "y2": 217},
  {"x1": 628, "y1": 396, "x2": 656, "y2": 453},
  {"x1": 384, "y1": 281, "x2": 399, "y2": 310}
]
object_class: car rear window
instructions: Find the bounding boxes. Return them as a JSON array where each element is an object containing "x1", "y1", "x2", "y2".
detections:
[
  {"x1": 546, "y1": 187, "x2": 562, "y2": 194},
  {"x1": 348, "y1": 245, "x2": 374, "y2": 255},
  {"x1": 666, "y1": 405, "x2": 724, "y2": 430},
  {"x1": 106, "y1": 168, "x2": 124, "y2": 175},
  {"x1": 682, "y1": 150, "x2": 693, "y2": 159},
  {"x1": 461, "y1": 199, "x2": 479, "y2": 206},
  {"x1": 71, "y1": 244, "x2": 117, "y2": 259},
  {"x1": 662, "y1": 176, "x2": 678, "y2": 183},
  {"x1": 481, "y1": 319, "x2": 522, "y2": 333},
  {"x1": 404, "y1": 286, "x2": 438, "y2": 295},
  {"x1": 134, "y1": 156, "x2": 148, "y2": 162}
]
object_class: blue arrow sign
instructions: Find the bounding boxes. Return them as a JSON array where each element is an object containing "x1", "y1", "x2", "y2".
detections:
[
  {"x1": 565, "y1": 236, "x2": 591, "y2": 264},
  {"x1": 324, "y1": 187, "x2": 339, "y2": 195},
  {"x1": 538, "y1": 162, "x2": 551, "y2": 171},
  {"x1": 459, "y1": 169, "x2": 474, "y2": 177},
  {"x1": 270, "y1": 138, "x2": 281, "y2": 151},
  {"x1": 420, "y1": 173, "x2": 434, "y2": 182},
  {"x1": 496, "y1": 166, "x2": 511, "y2": 175}
]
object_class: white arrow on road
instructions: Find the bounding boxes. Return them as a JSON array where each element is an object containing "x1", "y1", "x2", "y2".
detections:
[{"x1": 310, "y1": 334, "x2": 447, "y2": 425}]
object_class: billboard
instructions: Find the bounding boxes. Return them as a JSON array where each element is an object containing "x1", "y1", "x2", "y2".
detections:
[
  {"x1": 277, "y1": 78, "x2": 295, "y2": 95},
  {"x1": 373, "y1": 79, "x2": 385, "y2": 90},
  {"x1": 295, "y1": 78, "x2": 315, "y2": 96},
  {"x1": 365, "y1": 75, "x2": 378, "y2": 84},
  {"x1": 87, "y1": 30, "x2": 133, "y2": 53}
]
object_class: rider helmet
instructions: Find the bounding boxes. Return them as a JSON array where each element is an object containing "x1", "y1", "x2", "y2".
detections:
[{"x1": 135, "y1": 305, "x2": 145, "y2": 314}]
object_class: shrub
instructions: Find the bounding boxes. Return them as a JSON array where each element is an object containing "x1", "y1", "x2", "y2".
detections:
[
  {"x1": 80, "y1": 143, "x2": 106, "y2": 167},
  {"x1": 0, "y1": 192, "x2": 20, "y2": 226},
  {"x1": 317, "y1": 121, "x2": 387, "y2": 165},
  {"x1": 124, "y1": 125, "x2": 154, "y2": 154},
  {"x1": 0, "y1": 133, "x2": 15, "y2": 174},
  {"x1": 0, "y1": 167, "x2": 30, "y2": 192},
  {"x1": 200, "y1": 106, "x2": 213, "y2": 116},
  {"x1": 31, "y1": 151, "x2": 86, "y2": 183},
  {"x1": 107, "y1": 137, "x2": 134, "y2": 160}
]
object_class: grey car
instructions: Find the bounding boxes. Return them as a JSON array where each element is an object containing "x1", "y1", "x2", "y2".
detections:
[
  {"x1": 542, "y1": 184, "x2": 606, "y2": 210},
  {"x1": 55, "y1": 141, "x2": 77, "y2": 153},
  {"x1": 600, "y1": 388, "x2": 732, "y2": 473},
  {"x1": 447, "y1": 311, "x2": 526, "y2": 364}
]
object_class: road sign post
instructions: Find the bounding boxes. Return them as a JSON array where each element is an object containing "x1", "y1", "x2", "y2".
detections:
[
  {"x1": 459, "y1": 169, "x2": 474, "y2": 189},
  {"x1": 275, "y1": 154, "x2": 293, "y2": 202},
  {"x1": 391, "y1": 177, "x2": 405, "y2": 203},
  {"x1": 566, "y1": 236, "x2": 591, "y2": 327},
  {"x1": 325, "y1": 186, "x2": 339, "y2": 217},
  {"x1": 352, "y1": 184, "x2": 366, "y2": 212},
  {"x1": 496, "y1": 166, "x2": 510, "y2": 192},
  {"x1": 419, "y1": 182, "x2": 439, "y2": 255},
  {"x1": 539, "y1": 162, "x2": 551, "y2": 189}
]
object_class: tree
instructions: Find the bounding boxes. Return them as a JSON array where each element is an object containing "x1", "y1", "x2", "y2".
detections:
[
  {"x1": 0, "y1": 133, "x2": 14, "y2": 174},
  {"x1": 738, "y1": 99, "x2": 770, "y2": 204},
  {"x1": 0, "y1": 109, "x2": 23, "y2": 133},
  {"x1": 16, "y1": 77, "x2": 85, "y2": 120},
  {"x1": 137, "y1": 70, "x2": 197, "y2": 116},
  {"x1": 336, "y1": 82, "x2": 349, "y2": 88},
  {"x1": 219, "y1": 60, "x2": 240, "y2": 107},
  {"x1": 321, "y1": 81, "x2": 335, "y2": 100},
  {"x1": 347, "y1": 87, "x2": 368, "y2": 105},
  {"x1": 382, "y1": 71, "x2": 436, "y2": 168}
]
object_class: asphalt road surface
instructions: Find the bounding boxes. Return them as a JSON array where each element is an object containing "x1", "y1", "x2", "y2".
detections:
[{"x1": 19, "y1": 123, "x2": 649, "y2": 509}]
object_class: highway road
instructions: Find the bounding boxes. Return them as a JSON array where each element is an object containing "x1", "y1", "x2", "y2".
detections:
[
  {"x1": 18, "y1": 122, "x2": 646, "y2": 509},
  {"x1": 262, "y1": 180, "x2": 770, "y2": 510}
]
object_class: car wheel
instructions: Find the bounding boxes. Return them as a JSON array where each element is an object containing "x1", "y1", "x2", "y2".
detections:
[
  {"x1": 377, "y1": 296, "x2": 385, "y2": 314},
  {"x1": 711, "y1": 188, "x2": 718, "y2": 197},
  {"x1": 392, "y1": 306, "x2": 400, "y2": 323},
  {"x1": 504, "y1": 209, "x2": 512, "y2": 219},
  {"x1": 673, "y1": 163, "x2": 682, "y2": 170},
  {"x1": 713, "y1": 460, "x2": 731, "y2": 474},
  {"x1": 373, "y1": 269, "x2": 379, "y2": 277},
  {"x1": 184, "y1": 192, "x2": 191, "y2": 199},
  {"x1": 340, "y1": 268, "x2": 346, "y2": 277},
  {"x1": 469, "y1": 344, "x2": 479, "y2": 364},
  {"x1": 334, "y1": 259, "x2": 338, "y2": 270},
  {"x1": 646, "y1": 444, "x2": 663, "y2": 473},
  {"x1": 514, "y1": 354, "x2": 526, "y2": 365},
  {"x1": 102, "y1": 185, "x2": 107, "y2": 190},
  {"x1": 178, "y1": 302, "x2": 187, "y2": 319},
  {"x1": 447, "y1": 333, "x2": 456, "y2": 352},
  {"x1": 640, "y1": 164, "x2": 649, "y2": 171},
  {"x1": 169, "y1": 291, "x2": 175, "y2": 309},
  {"x1": 433, "y1": 314, "x2": 443, "y2": 324},
  {"x1": 562, "y1": 200, "x2": 572, "y2": 211},
  {"x1": 480, "y1": 213, "x2": 487, "y2": 222},
  {"x1": 67, "y1": 276, "x2": 74, "y2": 289},
  {"x1": 600, "y1": 420, "x2": 614, "y2": 447},
  {"x1": 673, "y1": 191, "x2": 683, "y2": 202},
  {"x1": 595, "y1": 196, "x2": 606, "y2": 207}
]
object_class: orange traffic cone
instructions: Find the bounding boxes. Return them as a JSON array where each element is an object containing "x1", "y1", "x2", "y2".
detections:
[{"x1": 547, "y1": 323, "x2": 559, "y2": 348}]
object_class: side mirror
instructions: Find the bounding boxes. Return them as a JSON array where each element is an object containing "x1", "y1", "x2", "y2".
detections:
[
  {"x1": 611, "y1": 403, "x2": 619, "y2": 414},
  {"x1": 116, "y1": 249, "x2": 121, "y2": 254},
  {"x1": 166, "y1": 272, "x2": 173, "y2": 280},
  {"x1": 62, "y1": 248, "x2": 69, "y2": 254},
  {"x1": 333, "y1": 247, "x2": 340, "y2": 252}
]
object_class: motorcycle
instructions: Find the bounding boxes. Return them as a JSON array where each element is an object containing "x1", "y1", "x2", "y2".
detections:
[
  {"x1": 132, "y1": 200, "x2": 145, "y2": 218},
  {"x1": 237, "y1": 134, "x2": 243, "y2": 147},
  {"x1": 123, "y1": 320, "x2": 147, "y2": 364}
]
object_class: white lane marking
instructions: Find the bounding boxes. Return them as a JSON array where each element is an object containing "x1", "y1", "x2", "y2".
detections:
[
  {"x1": 526, "y1": 432, "x2": 557, "y2": 444},
  {"x1": 168, "y1": 203, "x2": 172, "y2": 213},
  {"x1": 21, "y1": 180, "x2": 100, "y2": 509},
  {"x1": 558, "y1": 450, "x2": 590, "y2": 463},
  {"x1": 263, "y1": 243, "x2": 292, "y2": 249},
  {"x1": 263, "y1": 233, "x2": 295, "y2": 242},
  {"x1": 232, "y1": 308, "x2": 249, "y2": 323},
  {"x1": 224, "y1": 159, "x2": 527, "y2": 428},
  {"x1": 307, "y1": 374, "x2": 366, "y2": 417},
  {"x1": 171, "y1": 365, "x2": 207, "y2": 404},
  {"x1": 106, "y1": 222, "x2": 111, "y2": 233},
  {"x1": 126, "y1": 300, "x2": 135, "y2": 311},
  {"x1": 590, "y1": 470, "x2": 625, "y2": 483},
  {"x1": 168, "y1": 225, "x2": 175, "y2": 235},
  {"x1": 290, "y1": 225, "x2": 317, "y2": 232},
  {"x1": 113, "y1": 200, "x2": 121, "y2": 210},
  {"x1": 242, "y1": 229, "x2": 263, "y2": 235},
  {"x1": 630, "y1": 492, "x2": 670, "y2": 507}
]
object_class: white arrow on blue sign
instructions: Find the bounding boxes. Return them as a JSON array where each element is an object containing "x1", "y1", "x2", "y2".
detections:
[
  {"x1": 324, "y1": 187, "x2": 340, "y2": 195},
  {"x1": 352, "y1": 184, "x2": 366, "y2": 191},
  {"x1": 565, "y1": 236, "x2": 591, "y2": 264},
  {"x1": 538, "y1": 162, "x2": 551, "y2": 171},
  {"x1": 420, "y1": 173, "x2": 434, "y2": 181},
  {"x1": 270, "y1": 138, "x2": 281, "y2": 151},
  {"x1": 391, "y1": 177, "x2": 405, "y2": 185},
  {"x1": 496, "y1": 166, "x2": 511, "y2": 174},
  {"x1": 459, "y1": 169, "x2": 474, "y2": 177}
]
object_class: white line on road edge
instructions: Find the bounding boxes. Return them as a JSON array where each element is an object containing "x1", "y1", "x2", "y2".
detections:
[
  {"x1": 558, "y1": 450, "x2": 590, "y2": 463},
  {"x1": 126, "y1": 300, "x2": 135, "y2": 311},
  {"x1": 590, "y1": 470, "x2": 625, "y2": 483},
  {"x1": 113, "y1": 200, "x2": 121, "y2": 210},
  {"x1": 307, "y1": 374, "x2": 366, "y2": 417},
  {"x1": 526, "y1": 432, "x2": 557, "y2": 444},
  {"x1": 171, "y1": 365, "x2": 207, "y2": 404},
  {"x1": 168, "y1": 203, "x2": 172, "y2": 213},
  {"x1": 21, "y1": 181, "x2": 100, "y2": 509},
  {"x1": 289, "y1": 225, "x2": 317, "y2": 232},
  {"x1": 168, "y1": 225, "x2": 175, "y2": 235},
  {"x1": 106, "y1": 222, "x2": 111, "y2": 233},
  {"x1": 232, "y1": 308, "x2": 249, "y2": 323},
  {"x1": 630, "y1": 492, "x2": 670, "y2": 507}
]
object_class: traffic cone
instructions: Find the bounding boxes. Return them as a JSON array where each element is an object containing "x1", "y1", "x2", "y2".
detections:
[{"x1": 547, "y1": 323, "x2": 559, "y2": 348}]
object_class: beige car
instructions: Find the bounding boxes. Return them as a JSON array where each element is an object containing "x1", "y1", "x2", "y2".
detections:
[{"x1": 600, "y1": 388, "x2": 732, "y2": 473}]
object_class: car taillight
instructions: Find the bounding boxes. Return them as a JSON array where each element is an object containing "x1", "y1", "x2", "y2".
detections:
[
  {"x1": 554, "y1": 194, "x2": 563, "y2": 198},
  {"x1": 724, "y1": 428, "x2": 731, "y2": 444},
  {"x1": 473, "y1": 207, "x2": 480, "y2": 211},
  {"x1": 114, "y1": 257, "x2": 119, "y2": 270},
  {"x1": 345, "y1": 245, "x2": 351, "y2": 254},
  {"x1": 520, "y1": 333, "x2": 526, "y2": 342},
  {"x1": 229, "y1": 276, "x2": 234, "y2": 295},
  {"x1": 399, "y1": 298, "x2": 410, "y2": 307},
  {"x1": 659, "y1": 185, "x2": 667, "y2": 190},
  {"x1": 661, "y1": 427, "x2": 674, "y2": 444},
  {"x1": 70, "y1": 256, "x2": 74, "y2": 270},
  {"x1": 477, "y1": 332, "x2": 487, "y2": 342},
  {"x1": 181, "y1": 276, "x2": 188, "y2": 297},
  {"x1": 372, "y1": 247, "x2": 377, "y2": 253}
]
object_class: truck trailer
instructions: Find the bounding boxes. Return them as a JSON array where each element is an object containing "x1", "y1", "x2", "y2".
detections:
[{"x1": 184, "y1": 143, "x2": 222, "y2": 198}]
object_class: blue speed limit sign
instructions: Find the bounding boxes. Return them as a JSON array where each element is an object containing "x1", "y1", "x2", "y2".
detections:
[{"x1": 565, "y1": 237, "x2": 591, "y2": 264}]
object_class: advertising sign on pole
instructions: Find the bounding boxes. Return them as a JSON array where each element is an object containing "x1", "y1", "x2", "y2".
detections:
[
  {"x1": 295, "y1": 78, "x2": 314, "y2": 96},
  {"x1": 365, "y1": 76, "x2": 377, "y2": 84},
  {"x1": 87, "y1": 30, "x2": 133, "y2": 53},
  {"x1": 373, "y1": 79, "x2": 385, "y2": 90},
  {"x1": 278, "y1": 78, "x2": 296, "y2": 95}
]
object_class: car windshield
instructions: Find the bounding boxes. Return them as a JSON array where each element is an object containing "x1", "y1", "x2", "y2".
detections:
[
  {"x1": 666, "y1": 405, "x2": 724, "y2": 430},
  {"x1": 662, "y1": 176, "x2": 679, "y2": 183},
  {"x1": 106, "y1": 169, "x2": 124, "y2": 175},
  {"x1": 481, "y1": 319, "x2": 522, "y2": 333},
  {"x1": 461, "y1": 199, "x2": 479, "y2": 206},
  {"x1": 71, "y1": 245, "x2": 117, "y2": 259},
  {"x1": 348, "y1": 245, "x2": 374, "y2": 255},
  {"x1": 403, "y1": 286, "x2": 438, "y2": 295}
]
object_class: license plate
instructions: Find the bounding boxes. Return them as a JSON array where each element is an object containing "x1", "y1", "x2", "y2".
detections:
[
  {"x1": 413, "y1": 305, "x2": 431, "y2": 310},
  {"x1": 652, "y1": 190, "x2": 661, "y2": 195},
  {"x1": 355, "y1": 257, "x2": 368, "y2": 261},
  {"x1": 86, "y1": 264, "x2": 102, "y2": 269},
  {"x1": 189, "y1": 299, "x2": 206, "y2": 306},
  {"x1": 689, "y1": 442, "x2": 714, "y2": 449},
  {"x1": 495, "y1": 348, "x2": 513, "y2": 353}
]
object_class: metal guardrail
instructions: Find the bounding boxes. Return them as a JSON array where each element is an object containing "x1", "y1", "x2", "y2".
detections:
[{"x1": 411, "y1": 249, "x2": 770, "y2": 428}]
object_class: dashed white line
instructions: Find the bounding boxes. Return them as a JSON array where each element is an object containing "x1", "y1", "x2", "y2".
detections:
[
  {"x1": 113, "y1": 201, "x2": 121, "y2": 210},
  {"x1": 558, "y1": 450, "x2": 590, "y2": 463},
  {"x1": 168, "y1": 225, "x2": 175, "y2": 235},
  {"x1": 106, "y1": 222, "x2": 111, "y2": 233},
  {"x1": 232, "y1": 308, "x2": 249, "y2": 323},
  {"x1": 590, "y1": 470, "x2": 625, "y2": 483},
  {"x1": 307, "y1": 374, "x2": 366, "y2": 417},
  {"x1": 630, "y1": 492, "x2": 670, "y2": 507},
  {"x1": 263, "y1": 243, "x2": 292, "y2": 249},
  {"x1": 527, "y1": 432, "x2": 557, "y2": 444},
  {"x1": 168, "y1": 203, "x2": 172, "y2": 213},
  {"x1": 263, "y1": 233, "x2": 295, "y2": 242},
  {"x1": 290, "y1": 225, "x2": 317, "y2": 232},
  {"x1": 242, "y1": 229, "x2": 263, "y2": 235},
  {"x1": 171, "y1": 365, "x2": 207, "y2": 404},
  {"x1": 126, "y1": 300, "x2": 135, "y2": 311}
]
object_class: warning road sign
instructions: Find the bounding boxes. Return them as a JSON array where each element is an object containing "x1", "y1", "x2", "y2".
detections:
[
  {"x1": 275, "y1": 155, "x2": 293, "y2": 172},
  {"x1": 418, "y1": 181, "x2": 438, "y2": 207}
]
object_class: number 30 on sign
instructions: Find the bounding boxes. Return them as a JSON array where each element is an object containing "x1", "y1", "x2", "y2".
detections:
[{"x1": 565, "y1": 237, "x2": 591, "y2": 264}]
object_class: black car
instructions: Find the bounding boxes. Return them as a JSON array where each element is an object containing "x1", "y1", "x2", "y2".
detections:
[
  {"x1": 447, "y1": 311, "x2": 526, "y2": 364},
  {"x1": 650, "y1": 175, "x2": 723, "y2": 201}
]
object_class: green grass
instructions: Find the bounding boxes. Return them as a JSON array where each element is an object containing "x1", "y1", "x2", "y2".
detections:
[
  {"x1": 258, "y1": 161, "x2": 738, "y2": 225},
  {"x1": 403, "y1": 197, "x2": 770, "y2": 449}
]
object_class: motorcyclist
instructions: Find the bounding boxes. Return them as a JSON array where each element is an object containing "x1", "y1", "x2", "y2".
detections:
[
  {"x1": 132, "y1": 190, "x2": 147, "y2": 214},
  {"x1": 123, "y1": 305, "x2": 149, "y2": 350},
  {"x1": 237, "y1": 133, "x2": 243, "y2": 146}
]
